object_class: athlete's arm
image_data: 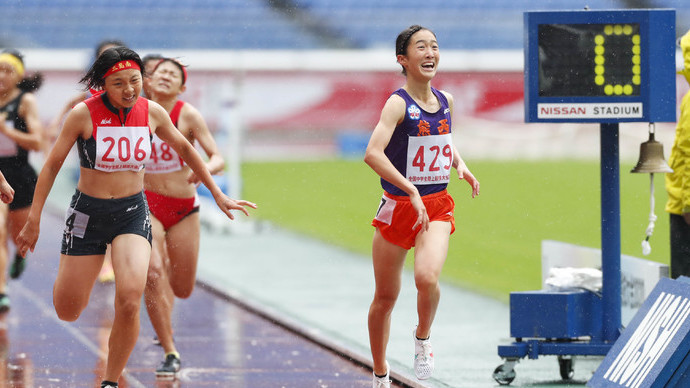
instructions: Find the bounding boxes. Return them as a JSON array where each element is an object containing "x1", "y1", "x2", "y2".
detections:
[
  {"x1": 364, "y1": 94, "x2": 429, "y2": 231},
  {"x1": 442, "y1": 90, "x2": 479, "y2": 198},
  {"x1": 1, "y1": 92, "x2": 44, "y2": 151},
  {"x1": 17, "y1": 103, "x2": 88, "y2": 255},
  {"x1": 0, "y1": 171, "x2": 14, "y2": 204},
  {"x1": 181, "y1": 103, "x2": 225, "y2": 183}
]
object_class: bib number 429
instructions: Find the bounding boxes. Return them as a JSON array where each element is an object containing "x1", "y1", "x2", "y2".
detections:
[
  {"x1": 412, "y1": 144, "x2": 452, "y2": 172},
  {"x1": 406, "y1": 134, "x2": 453, "y2": 185}
]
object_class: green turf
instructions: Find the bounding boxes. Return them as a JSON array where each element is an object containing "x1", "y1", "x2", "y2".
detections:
[{"x1": 242, "y1": 159, "x2": 670, "y2": 301}]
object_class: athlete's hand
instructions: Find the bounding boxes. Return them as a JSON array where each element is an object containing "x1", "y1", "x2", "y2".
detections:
[
  {"x1": 187, "y1": 171, "x2": 201, "y2": 185},
  {"x1": 410, "y1": 192, "x2": 429, "y2": 232},
  {"x1": 214, "y1": 194, "x2": 257, "y2": 220},
  {"x1": 457, "y1": 164, "x2": 480, "y2": 198},
  {"x1": 0, "y1": 179, "x2": 14, "y2": 204},
  {"x1": 16, "y1": 220, "x2": 39, "y2": 257}
]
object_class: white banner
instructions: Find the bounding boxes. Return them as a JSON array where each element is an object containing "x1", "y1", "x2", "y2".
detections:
[{"x1": 537, "y1": 102, "x2": 644, "y2": 119}]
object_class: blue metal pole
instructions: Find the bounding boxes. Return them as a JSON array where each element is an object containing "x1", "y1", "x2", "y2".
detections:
[{"x1": 600, "y1": 123, "x2": 621, "y2": 342}]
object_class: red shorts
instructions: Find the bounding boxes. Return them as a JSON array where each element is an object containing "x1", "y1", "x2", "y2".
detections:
[
  {"x1": 371, "y1": 189, "x2": 455, "y2": 249},
  {"x1": 145, "y1": 190, "x2": 200, "y2": 231}
]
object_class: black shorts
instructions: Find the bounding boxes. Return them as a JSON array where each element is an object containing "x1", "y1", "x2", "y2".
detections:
[
  {"x1": 61, "y1": 190, "x2": 152, "y2": 256},
  {"x1": 0, "y1": 162, "x2": 36, "y2": 211}
]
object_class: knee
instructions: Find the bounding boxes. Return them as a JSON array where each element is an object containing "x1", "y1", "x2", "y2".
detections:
[
  {"x1": 146, "y1": 261, "x2": 166, "y2": 288},
  {"x1": 114, "y1": 289, "x2": 143, "y2": 318},
  {"x1": 172, "y1": 286, "x2": 193, "y2": 299},
  {"x1": 53, "y1": 288, "x2": 87, "y2": 322},
  {"x1": 171, "y1": 280, "x2": 194, "y2": 299},
  {"x1": 54, "y1": 300, "x2": 85, "y2": 322},
  {"x1": 415, "y1": 271, "x2": 440, "y2": 294},
  {"x1": 55, "y1": 307, "x2": 82, "y2": 322},
  {"x1": 371, "y1": 291, "x2": 398, "y2": 314}
]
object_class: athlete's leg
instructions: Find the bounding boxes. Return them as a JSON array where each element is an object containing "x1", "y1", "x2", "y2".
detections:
[
  {"x1": 52, "y1": 253, "x2": 104, "y2": 321},
  {"x1": 105, "y1": 233, "x2": 151, "y2": 382},
  {"x1": 0, "y1": 204, "x2": 9, "y2": 294},
  {"x1": 8, "y1": 206, "x2": 30, "y2": 278},
  {"x1": 368, "y1": 228, "x2": 407, "y2": 376},
  {"x1": 98, "y1": 245, "x2": 115, "y2": 283},
  {"x1": 7, "y1": 207, "x2": 29, "y2": 249},
  {"x1": 165, "y1": 212, "x2": 200, "y2": 299},
  {"x1": 144, "y1": 216, "x2": 176, "y2": 355},
  {"x1": 412, "y1": 221, "x2": 452, "y2": 339}
]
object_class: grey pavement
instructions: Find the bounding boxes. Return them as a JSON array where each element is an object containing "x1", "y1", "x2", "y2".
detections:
[
  {"x1": 194, "y1": 208, "x2": 603, "y2": 388},
  {"x1": 47, "y1": 166, "x2": 602, "y2": 387}
]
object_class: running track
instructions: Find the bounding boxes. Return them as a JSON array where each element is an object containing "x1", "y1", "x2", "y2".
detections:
[{"x1": 1, "y1": 210, "x2": 404, "y2": 387}]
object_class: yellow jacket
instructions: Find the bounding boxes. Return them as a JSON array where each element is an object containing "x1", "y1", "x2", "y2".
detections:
[
  {"x1": 666, "y1": 91, "x2": 690, "y2": 215},
  {"x1": 666, "y1": 29, "x2": 690, "y2": 215}
]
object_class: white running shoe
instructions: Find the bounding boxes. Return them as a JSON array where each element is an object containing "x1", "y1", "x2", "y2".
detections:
[
  {"x1": 413, "y1": 326, "x2": 434, "y2": 380},
  {"x1": 372, "y1": 361, "x2": 391, "y2": 388}
]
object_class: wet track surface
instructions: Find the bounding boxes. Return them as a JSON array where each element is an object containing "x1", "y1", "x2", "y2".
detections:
[{"x1": 1, "y1": 211, "x2": 401, "y2": 387}]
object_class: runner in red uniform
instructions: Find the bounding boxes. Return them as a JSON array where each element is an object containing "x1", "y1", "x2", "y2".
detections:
[
  {"x1": 44, "y1": 40, "x2": 128, "y2": 284},
  {"x1": 143, "y1": 57, "x2": 225, "y2": 378},
  {"x1": 15, "y1": 47, "x2": 256, "y2": 388}
]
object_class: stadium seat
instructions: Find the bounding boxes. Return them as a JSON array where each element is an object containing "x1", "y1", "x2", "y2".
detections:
[{"x1": 0, "y1": 0, "x2": 688, "y2": 50}]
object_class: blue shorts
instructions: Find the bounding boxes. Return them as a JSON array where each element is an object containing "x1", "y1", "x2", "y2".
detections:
[{"x1": 61, "y1": 190, "x2": 152, "y2": 256}]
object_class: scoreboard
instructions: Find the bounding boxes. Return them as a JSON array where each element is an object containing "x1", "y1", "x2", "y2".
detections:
[{"x1": 524, "y1": 9, "x2": 676, "y2": 123}]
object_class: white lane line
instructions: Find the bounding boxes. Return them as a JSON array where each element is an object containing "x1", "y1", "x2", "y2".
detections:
[{"x1": 13, "y1": 281, "x2": 147, "y2": 388}]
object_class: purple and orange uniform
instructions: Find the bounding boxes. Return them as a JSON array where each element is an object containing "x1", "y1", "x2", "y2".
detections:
[{"x1": 372, "y1": 88, "x2": 456, "y2": 249}]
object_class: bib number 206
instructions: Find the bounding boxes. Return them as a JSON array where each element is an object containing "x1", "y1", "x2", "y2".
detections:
[{"x1": 101, "y1": 136, "x2": 148, "y2": 162}]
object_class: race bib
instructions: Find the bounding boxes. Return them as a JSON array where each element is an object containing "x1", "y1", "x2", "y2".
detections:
[
  {"x1": 374, "y1": 194, "x2": 396, "y2": 225},
  {"x1": 406, "y1": 134, "x2": 453, "y2": 185},
  {"x1": 146, "y1": 133, "x2": 184, "y2": 174},
  {"x1": 0, "y1": 120, "x2": 18, "y2": 157},
  {"x1": 64, "y1": 207, "x2": 89, "y2": 239},
  {"x1": 95, "y1": 126, "x2": 151, "y2": 172}
]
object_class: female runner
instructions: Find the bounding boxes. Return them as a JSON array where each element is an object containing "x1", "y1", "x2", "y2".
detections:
[
  {"x1": 0, "y1": 49, "x2": 44, "y2": 295},
  {"x1": 16, "y1": 46, "x2": 256, "y2": 388},
  {"x1": 45, "y1": 40, "x2": 127, "y2": 284},
  {"x1": 142, "y1": 57, "x2": 225, "y2": 377},
  {"x1": 364, "y1": 25, "x2": 479, "y2": 387}
]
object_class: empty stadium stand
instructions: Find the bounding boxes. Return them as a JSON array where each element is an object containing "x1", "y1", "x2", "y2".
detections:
[{"x1": 0, "y1": 0, "x2": 688, "y2": 50}]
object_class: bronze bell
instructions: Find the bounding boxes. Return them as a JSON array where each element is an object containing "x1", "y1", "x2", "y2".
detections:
[{"x1": 631, "y1": 132, "x2": 673, "y2": 174}]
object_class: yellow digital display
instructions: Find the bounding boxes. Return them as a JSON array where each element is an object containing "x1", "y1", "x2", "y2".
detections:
[{"x1": 538, "y1": 23, "x2": 641, "y2": 97}]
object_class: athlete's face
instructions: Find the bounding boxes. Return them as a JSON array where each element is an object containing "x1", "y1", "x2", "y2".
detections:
[
  {"x1": 398, "y1": 29, "x2": 440, "y2": 80},
  {"x1": 0, "y1": 63, "x2": 19, "y2": 95},
  {"x1": 151, "y1": 61, "x2": 185, "y2": 97},
  {"x1": 104, "y1": 68, "x2": 142, "y2": 109}
]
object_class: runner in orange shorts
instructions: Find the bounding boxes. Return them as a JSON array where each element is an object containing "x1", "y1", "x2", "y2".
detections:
[
  {"x1": 372, "y1": 189, "x2": 455, "y2": 250},
  {"x1": 364, "y1": 25, "x2": 480, "y2": 387}
]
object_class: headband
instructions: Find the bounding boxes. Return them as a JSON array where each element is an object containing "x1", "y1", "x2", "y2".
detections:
[
  {"x1": 0, "y1": 53, "x2": 24, "y2": 78},
  {"x1": 103, "y1": 60, "x2": 141, "y2": 79}
]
